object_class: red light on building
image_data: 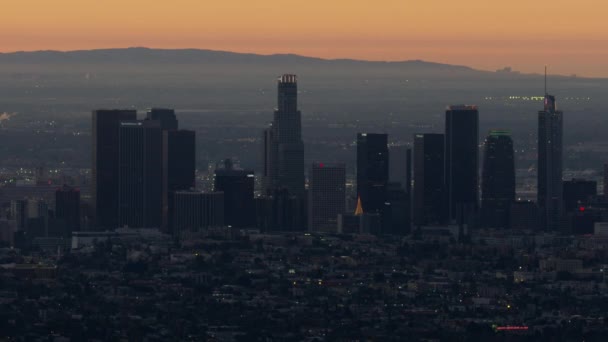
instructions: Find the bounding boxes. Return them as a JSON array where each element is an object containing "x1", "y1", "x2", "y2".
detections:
[
  {"x1": 496, "y1": 326, "x2": 529, "y2": 331},
  {"x1": 579, "y1": 206, "x2": 586, "y2": 212}
]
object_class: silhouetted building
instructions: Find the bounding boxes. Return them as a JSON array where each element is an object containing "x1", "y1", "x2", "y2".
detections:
[
  {"x1": 538, "y1": 93, "x2": 563, "y2": 230},
  {"x1": 413, "y1": 133, "x2": 445, "y2": 225},
  {"x1": 10, "y1": 199, "x2": 28, "y2": 230},
  {"x1": 92, "y1": 109, "x2": 137, "y2": 228},
  {"x1": 261, "y1": 75, "x2": 305, "y2": 198},
  {"x1": 389, "y1": 146, "x2": 409, "y2": 187},
  {"x1": 357, "y1": 133, "x2": 389, "y2": 214},
  {"x1": 445, "y1": 105, "x2": 479, "y2": 224},
  {"x1": 172, "y1": 191, "x2": 224, "y2": 236},
  {"x1": 255, "y1": 189, "x2": 306, "y2": 232},
  {"x1": 382, "y1": 182, "x2": 410, "y2": 235},
  {"x1": 55, "y1": 185, "x2": 80, "y2": 235},
  {"x1": 162, "y1": 129, "x2": 196, "y2": 231},
  {"x1": 509, "y1": 200, "x2": 539, "y2": 230},
  {"x1": 604, "y1": 163, "x2": 608, "y2": 198},
  {"x1": 481, "y1": 130, "x2": 515, "y2": 228},
  {"x1": 563, "y1": 178, "x2": 597, "y2": 212},
  {"x1": 146, "y1": 108, "x2": 178, "y2": 130},
  {"x1": 261, "y1": 126, "x2": 276, "y2": 195},
  {"x1": 308, "y1": 162, "x2": 346, "y2": 232},
  {"x1": 118, "y1": 120, "x2": 162, "y2": 228},
  {"x1": 214, "y1": 159, "x2": 255, "y2": 228}
]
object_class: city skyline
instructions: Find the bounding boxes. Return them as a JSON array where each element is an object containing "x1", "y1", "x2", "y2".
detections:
[{"x1": 1, "y1": 1, "x2": 607, "y2": 77}]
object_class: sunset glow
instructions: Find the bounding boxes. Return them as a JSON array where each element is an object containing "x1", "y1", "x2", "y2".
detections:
[{"x1": 1, "y1": 0, "x2": 606, "y2": 76}]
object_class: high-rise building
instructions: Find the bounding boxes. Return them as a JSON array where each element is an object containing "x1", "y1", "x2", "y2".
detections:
[
  {"x1": 308, "y1": 162, "x2": 346, "y2": 232},
  {"x1": 603, "y1": 164, "x2": 608, "y2": 198},
  {"x1": 10, "y1": 199, "x2": 28, "y2": 230},
  {"x1": 261, "y1": 126, "x2": 276, "y2": 195},
  {"x1": 117, "y1": 120, "x2": 162, "y2": 228},
  {"x1": 538, "y1": 93, "x2": 564, "y2": 230},
  {"x1": 382, "y1": 182, "x2": 410, "y2": 235},
  {"x1": 55, "y1": 185, "x2": 81, "y2": 234},
  {"x1": 563, "y1": 178, "x2": 596, "y2": 212},
  {"x1": 445, "y1": 105, "x2": 479, "y2": 224},
  {"x1": 481, "y1": 130, "x2": 515, "y2": 228},
  {"x1": 356, "y1": 133, "x2": 389, "y2": 214},
  {"x1": 261, "y1": 75, "x2": 305, "y2": 198},
  {"x1": 255, "y1": 189, "x2": 307, "y2": 232},
  {"x1": 147, "y1": 108, "x2": 178, "y2": 130},
  {"x1": 172, "y1": 191, "x2": 224, "y2": 236},
  {"x1": 92, "y1": 109, "x2": 137, "y2": 228},
  {"x1": 214, "y1": 159, "x2": 255, "y2": 228},
  {"x1": 162, "y1": 129, "x2": 196, "y2": 231},
  {"x1": 413, "y1": 133, "x2": 446, "y2": 226}
]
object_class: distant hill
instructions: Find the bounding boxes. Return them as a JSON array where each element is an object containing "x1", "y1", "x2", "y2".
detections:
[{"x1": 0, "y1": 47, "x2": 482, "y2": 72}]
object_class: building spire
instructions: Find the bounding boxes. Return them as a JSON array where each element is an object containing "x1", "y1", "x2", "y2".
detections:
[{"x1": 354, "y1": 195, "x2": 364, "y2": 216}]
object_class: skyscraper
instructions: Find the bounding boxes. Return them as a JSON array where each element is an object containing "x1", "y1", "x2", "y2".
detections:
[
  {"x1": 261, "y1": 126, "x2": 276, "y2": 195},
  {"x1": 147, "y1": 108, "x2": 178, "y2": 130},
  {"x1": 413, "y1": 133, "x2": 446, "y2": 225},
  {"x1": 445, "y1": 105, "x2": 479, "y2": 224},
  {"x1": 562, "y1": 178, "x2": 596, "y2": 212},
  {"x1": 481, "y1": 130, "x2": 515, "y2": 228},
  {"x1": 117, "y1": 120, "x2": 162, "y2": 228},
  {"x1": 162, "y1": 129, "x2": 196, "y2": 231},
  {"x1": 92, "y1": 109, "x2": 137, "y2": 228},
  {"x1": 172, "y1": 191, "x2": 224, "y2": 236},
  {"x1": 308, "y1": 162, "x2": 346, "y2": 232},
  {"x1": 538, "y1": 93, "x2": 563, "y2": 230},
  {"x1": 214, "y1": 159, "x2": 255, "y2": 228},
  {"x1": 55, "y1": 185, "x2": 81, "y2": 234},
  {"x1": 261, "y1": 75, "x2": 305, "y2": 198},
  {"x1": 357, "y1": 133, "x2": 389, "y2": 214}
]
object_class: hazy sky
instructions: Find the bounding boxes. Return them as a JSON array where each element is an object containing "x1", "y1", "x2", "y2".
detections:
[{"x1": 1, "y1": 0, "x2": 606, "y2": 76}]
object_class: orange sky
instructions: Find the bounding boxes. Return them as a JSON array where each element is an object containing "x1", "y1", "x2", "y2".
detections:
[{"x1": 1, "y1": 0, "x2": 606, "y2": 76}]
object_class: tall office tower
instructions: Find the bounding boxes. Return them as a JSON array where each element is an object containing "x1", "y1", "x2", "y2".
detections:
[
  {"x1": 389, "y1": 146, "x2": 409, "y2": 187},
  {"x1": 26, "y1": 199, "x2": 49, "y2": 237},
  {"x1": 261, "y1": 75, "x2": 305, "y2": 198},
  {"x1": 481, "y1": 130, "x2": 515, "y2": 228},
  {"x1": 146, "y1": 108, "x2": 178, "y2": 130},
  {"x1": 413, "y1": 134, "x2": 446, "y2": 226},
  {"x1": 357, "y1": 133, "x2": 389, "y2": 214},
  {"x1": 172, "y1": 191, "x2": 224, "y2": 236},
  {"x1": 55, "y1": 185, "x2": 81, "y2": 234},
  {"x1": 162, "y1": 130, "x2": 196, "y2": 231},
  {"x1": 308, "y1": 162, "x2": 346, "y2": 232},
  {"x1": 261, "y1": 126, "x2": 276, "y2": 195},
  {"x1": 92, "y1": 109, "x2": 137, "y2": 228},
  {"x1": 10, "y1": 199, "x2": 28, "y2": 230},
  {"x1": 405, "y1": 148, "x2": 412, "y2": 196},
  {"x1": 603, "y1": 164, "x2": 608, "y2": 198},
  {"x1": 445, "y1": 105, "x2": 479, "y2": 224},
  {"x1": 214, "y1": 159, "x2": 255, "y2": 228},
  {"x1": 255, "y1": 189, "x2": 307, "y2": 232},
  {"x1": 382, "y1": 182, "x2": 410, "y2": 235},
  {"x1": 537, "y1": 92, "x2": 563, "y2": 230},
  {"x1": 118, "y1": 120, "x2": 162, "y2": 228},
  {"x1": 563, "y1": 179, "x2": 597, "y2": 212}
]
